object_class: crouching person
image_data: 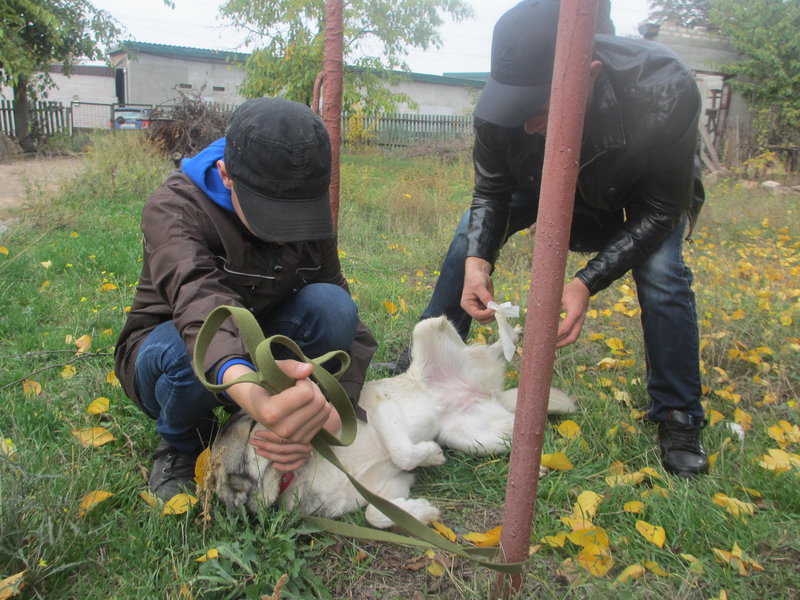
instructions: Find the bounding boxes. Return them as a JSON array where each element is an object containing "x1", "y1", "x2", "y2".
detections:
[{"x1": 114, "y1": 97, "x2": 377, "y2": 500}]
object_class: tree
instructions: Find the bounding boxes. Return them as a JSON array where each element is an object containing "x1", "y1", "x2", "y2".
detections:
[
  {"x1": 0, "y1": 0, "x2": 120, "y2": 151},
  {"x1": 709, "y1": 0, "x2": 800, "y2": 148},
  {"x1": 220, "y1": 0, "x2": 473, "y2": 114},
  {"x1": 646, "y1": 0, "x2": 715, "y2": 29}
]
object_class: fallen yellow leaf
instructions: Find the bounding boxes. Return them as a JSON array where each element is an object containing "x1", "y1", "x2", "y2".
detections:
[
  {"x1": 712, "y1": 542, "x2": 765, "y2": 576},
  {"x1": 0, "y1": 570, "x2": 26, "y2": 600},
  {"x1": 106, "y1": 371, "x2": 120, "y2": 386},
  {"x1": 0, "y1": 246, "x2": 8, "y2": 256},
  {"x1": 542, "y1": 532, "x2": 567, "y2": 547},
  {"x1": 641, "y1": 485, "x2": 670, "y2": 500},
  {"x1": 566, "y1": 526, "x2": 609, "y2": 549},
  {"x1": 541, "y1": 452, "x2": 573, "y2": 471},
  {"x1": 426, "y1": 558, "x2": 445, "y2": 576},
  {"x1": 196, "y1": 548, "x2": 220, "y2": 562},
  {"x1": 734, "y1": 408, "x2": 753, "y2": 431},
  {"x1": 623, "y1": 501, "x2": 645, "y2": 514},
  {"x1": 707, "y1": 409, "x2": 726, "y2": 426},
  {"x1": 431, "y1": 521, "x2": 457, "y2": 543},
  {"x1": 78, "y1": 490, "x2": 114, "y2": 517},
  {"x1": 572, "y1": 491, "x2": 603, "y2": 521},
  {"x1": 616, "y1": 563, "x2": 645, "y2": 583},
  {"x1": 576, "y1": 543, "x2": 614, "y2": 576},
  {"x1": 560, "y1": 516, "x2": 594, "y2": 531},
  {"x1": 555, "y1": 420, "x2": 581, "y2": 440},
  {"x1": 606, "y1": 472, "x2": 645, "y2": 487},
  {"x1": 72, "y1": 427, "x2": 116, "y2": 447},
  {"x1": 162, "y1": 494, "x2": 197, "y2": 515},
  {"x1": 74, "y1": 334, "x2": 92, "y2": 354},
  {"x1": 22, "y1": 379, "x2": 42, "y2": 398},
  {"x1": 383, "y1": 301, "x2": 399, "y2": 316},
  {"x1": 637, "y1": 467, "x2": 663, "y2": 480},
  {"x1": 712, "y1": 493, "x2": 758, "y2": 520},
  {"x1": 139, "y1": 491, "x2": 159, "y2": 508},
  {"x1": 635, "y1": 520, "x2": 666, "y2": 548},
  {"x1": 0, "y1": 439, "x2": 17, "y2": 459},
  {"x1": 643, "y1": 560, "x2": 669, "y2": 576},
  {"x1": 87, "y1": 397, "x2": 110, "y2": 415},
  {"x1": 195, "y1": 447, "x2": 210, "y2": 487},
  {"x1": 463, "y1": 525, "x2": 502, "y2": 547},
  {"x1": 99, "y1": 283, "x2": 117, "y2": 292},
  {"x1": 61, "y1": 364, "x2": 77, "y2": 379}
]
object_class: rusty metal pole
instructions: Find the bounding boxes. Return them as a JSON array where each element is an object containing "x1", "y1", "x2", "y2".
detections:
[
  {"x1": 495, "y1": 0, "x2": 598, "y2": 596},
  {"x1": 321, "y1": 0, "x2": 344, "y2": 229}
]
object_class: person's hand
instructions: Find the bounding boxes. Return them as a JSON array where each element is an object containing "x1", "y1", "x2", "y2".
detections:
[
  {"x1": 223, "y1": 361, "x2": 338, "y2": 471},
  {"x1": 461, "y1": 257, "x2": 496, "y2": 324},
  {"x1": 556, "y1": 278, "x2": 591, "y2": 347}
]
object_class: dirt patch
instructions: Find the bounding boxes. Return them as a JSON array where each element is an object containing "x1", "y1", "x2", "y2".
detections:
[{"x1": 0, "y1": 156, "x2": 85, "y2": 215}]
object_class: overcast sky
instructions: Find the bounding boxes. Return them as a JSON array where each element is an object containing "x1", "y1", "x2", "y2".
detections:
[{"x1": 90, "y1": 0, "x2": 652, "y2": 75}]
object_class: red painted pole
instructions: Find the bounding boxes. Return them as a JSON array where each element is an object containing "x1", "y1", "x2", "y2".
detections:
[
  {"x1": 321, "y1": 0, "x2": 344, "y2": 229},
  {"x1": 495, "y1": 0, "x2": 598, "y2": 596}
]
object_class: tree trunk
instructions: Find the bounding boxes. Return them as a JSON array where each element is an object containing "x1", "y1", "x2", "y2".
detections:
[
  {"x1": 13, "y1": 76, "x2": 34, "y2": 153},
  {"x1": 322, "y1": 0, "x2": 344, "y2": 229}
]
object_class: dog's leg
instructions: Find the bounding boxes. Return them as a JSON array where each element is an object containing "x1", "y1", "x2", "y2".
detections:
[
  {"x1": 437, "y1": 403, "x2": 514, "y2": 455},
  {"x1": 369, "y1": 393, "x2": 445, "y2": 470},
  {"x1": 497, "y1": 387, "x2": 577, "y2": 415},
  {"x1": 363, "y1": 473, "x2": 441, "y2": 529}
]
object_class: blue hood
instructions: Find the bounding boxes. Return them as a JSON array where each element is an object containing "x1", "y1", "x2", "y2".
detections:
[{"x1": 181, "y1": 137, "x2": 234, "y2": 213}]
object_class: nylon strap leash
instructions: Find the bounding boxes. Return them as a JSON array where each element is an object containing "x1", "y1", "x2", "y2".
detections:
[{"x1": 193, "y1": 305, "x2": 524, "y2": 574}]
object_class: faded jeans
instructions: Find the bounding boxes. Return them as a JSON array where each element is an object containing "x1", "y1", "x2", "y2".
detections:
[
  {"x1": 421, "y1": 199, "x2": 703, "y2": 422},
  {"x1": 134, "y1": 283, "x2": 359, "y2": 452}
]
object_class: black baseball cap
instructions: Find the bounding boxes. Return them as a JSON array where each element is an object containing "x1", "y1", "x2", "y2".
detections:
[
  {"x1": 474, "y1": 0, "x2": 561, "y2": 127},
  {"x1": 224, "y1": 97, "x2": 335, "y2": 242}
]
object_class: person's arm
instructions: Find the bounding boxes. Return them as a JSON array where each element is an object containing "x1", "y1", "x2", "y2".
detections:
[
  {"x1": 460, "y1": 120, "x2": 518, "y2": 321},
  {"x1": 575, "y1": 75, "x2": 701, "y2": 296}
]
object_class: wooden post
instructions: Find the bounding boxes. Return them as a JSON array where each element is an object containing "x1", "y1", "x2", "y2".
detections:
[
  {"x1": 321, "y1": 0, "x2": 344, "y2": 230},
  {"x1": 495, "y1": 0, "x2": 598, "y2": 596}
]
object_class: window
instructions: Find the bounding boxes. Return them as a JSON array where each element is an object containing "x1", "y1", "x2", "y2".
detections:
[
  {"x1": 212, "y1": 86, "x2": 225, "y2": 92},
  {"x1": 177, "y1": 83, "x2": 192, "y2": 89}
]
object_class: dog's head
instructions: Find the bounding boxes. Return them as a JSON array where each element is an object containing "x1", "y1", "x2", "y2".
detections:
[{"x1": 211, "y1": 411, "x2": 282, "y2": 514}]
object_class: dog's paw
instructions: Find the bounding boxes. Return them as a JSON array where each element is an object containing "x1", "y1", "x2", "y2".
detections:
[
  {"x1": 364, "y1": 498, "x2": 442, "y2": 529},
  {"x1": 417, "y1": 442, "x2": 446, "y2": 467},
  {"x1": 401, "y1": 498, "x2": 441, "y2": 525},
  {"x1": 391, "y1": 441, "x2": 445, "y2": 470},
  {"x1": 365, "y1": 498, "x2": 441, "y2": 528}
]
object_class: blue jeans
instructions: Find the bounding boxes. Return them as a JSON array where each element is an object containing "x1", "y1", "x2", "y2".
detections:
[
  {"x1": 134, "y1": 283, "x2": 359, "y2": 452},
  {"x1": 422, "y1": 203, "x2": 703, "y2": 422}
]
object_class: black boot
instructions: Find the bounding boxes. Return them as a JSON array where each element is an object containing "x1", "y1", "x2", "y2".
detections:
[
  {"x1": 148, "y1": 441, "x2": 201, "y2": 500},
  {"x1": 657, "y1": 410, "x2": 709, "y2": 477}
]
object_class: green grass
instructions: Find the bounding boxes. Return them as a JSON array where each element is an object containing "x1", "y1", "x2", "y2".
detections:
[{"x1": 0, "y1": 133, "x2": 798, "y2": 599}]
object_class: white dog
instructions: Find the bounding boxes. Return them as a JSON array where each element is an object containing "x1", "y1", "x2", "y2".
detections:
[{"x1": 210, "y1": 316, "x2": 576, "y2": 528}]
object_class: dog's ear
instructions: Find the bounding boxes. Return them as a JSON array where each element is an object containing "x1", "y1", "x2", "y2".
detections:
[{"x1": 409, "y1": 317, "x2": 468, "y2": 383}]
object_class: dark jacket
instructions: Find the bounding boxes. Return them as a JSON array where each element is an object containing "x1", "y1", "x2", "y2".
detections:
[
  {"x1": 468, "y1": 34, "x2": 705, "y2": 295},
  {"x1": 114, "y1": 170, "x2": 377, "y2": 410}
]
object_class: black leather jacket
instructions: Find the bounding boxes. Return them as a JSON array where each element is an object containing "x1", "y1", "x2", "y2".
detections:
[{"x1": 468, "y1": 34, "x2": 705, "y2": 295}]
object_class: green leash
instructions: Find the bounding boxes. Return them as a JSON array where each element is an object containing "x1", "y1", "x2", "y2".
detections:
[{"x1": 193, "y1": 305, "x2": 524, "y2": 574}]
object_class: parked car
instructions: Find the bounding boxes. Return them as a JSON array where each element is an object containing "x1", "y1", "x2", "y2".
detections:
[{"x1": 112, "y1": 106, "x2": 151, "y2": 130}]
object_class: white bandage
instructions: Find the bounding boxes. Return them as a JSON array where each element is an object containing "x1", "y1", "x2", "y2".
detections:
[{"x1": 487, "y1": 301, "x2": 520, "y2": 362}]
